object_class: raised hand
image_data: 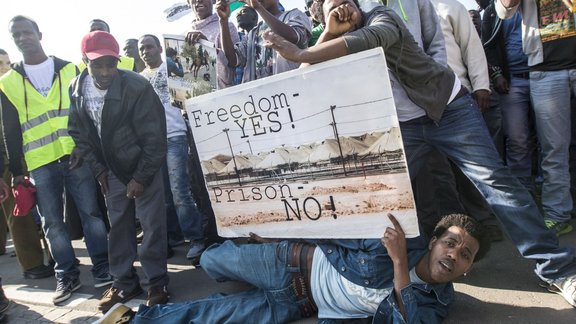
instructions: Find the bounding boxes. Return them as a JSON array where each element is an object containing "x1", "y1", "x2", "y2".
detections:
[
  {"x1": 325, "y1": 3, "x2": 361, "y2": 37},
  {"x1": 381, "y1": 213, "x2": 407, "y2": 263},
  {"x1": 245, "y1": 0, "x2": 263, "y2": 10},
  {"x1": 185, "y1": 31, "x2": 207, "y2": 44},
  {"x1": 215, "y1": 0, "x2": 231, "y2": 20},
  {"x1": 262, "y1": 31, "x2": 302, "y2": 62}
]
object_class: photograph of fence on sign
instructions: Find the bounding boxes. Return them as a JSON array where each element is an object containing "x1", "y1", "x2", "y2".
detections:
[
  {"x1": 186, "y1": 48, "x2": 418, "y2": 238},
  {"x1": 163, "y1": 35, "x2": 217, "y2": 109}
]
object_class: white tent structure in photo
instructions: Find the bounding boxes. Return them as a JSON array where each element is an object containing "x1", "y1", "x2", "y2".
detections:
[
  {"x1": 307, "y1": 137, "x2": 370, "y2": 163},
  {"x1": 360, "y1": 127, "x2": 402, "y2": 156}
]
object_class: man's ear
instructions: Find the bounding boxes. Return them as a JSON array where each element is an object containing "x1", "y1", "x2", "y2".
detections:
[
  {"x1": 428, "y1": 236, "x2": 438, "y2": 250},
  {"x1": 465, "y1": 263, "x2": 474, "y2": 274},
  {"x1": 38, "y1": 31, "x2": 43, "y2": 41}
]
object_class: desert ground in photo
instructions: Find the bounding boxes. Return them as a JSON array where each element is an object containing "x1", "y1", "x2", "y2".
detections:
[{"x1": 210, "y1": 172, "x2": 419, "y2": 238}]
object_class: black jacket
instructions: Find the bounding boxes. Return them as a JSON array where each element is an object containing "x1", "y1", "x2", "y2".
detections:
[
  {"x1": 481, "y1": 3, "x2": 508, "y2": 82},
  {"x1": 68, "y1": 69, "x2": 167, "y2": 186}
]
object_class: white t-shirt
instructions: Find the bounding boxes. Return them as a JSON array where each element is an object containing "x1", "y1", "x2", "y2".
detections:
[
  {"x1": 311, "y1": 248, "x2": 391, "y2": 319},
  {"x1": 141, "y1": 62, "x2": 187, "y2": 138},
  {"x1": 82, "y1": 75, "x2": 107, "y2": 137},
  {"x1": 24, "y1": 57, "x2": 54, "y2": 97},
  {"x1": 311, "y1": 248, "x2": 427, "y2": 319}
]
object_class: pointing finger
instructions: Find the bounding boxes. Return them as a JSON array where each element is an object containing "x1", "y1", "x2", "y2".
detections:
[{"x1": 388, "y1": 213, "x2": 404, "y2": 234}]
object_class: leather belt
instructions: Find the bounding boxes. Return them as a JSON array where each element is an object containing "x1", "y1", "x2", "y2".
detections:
[
  {"x1": 289, "y1": 243, "x2": 318, "y2": 318},
  {"x1": 453, "y1": 85, "x2": 469, "y2": 101},
  {"x1": 511, "y1": 72, "x2": 530, "y2": 79}
]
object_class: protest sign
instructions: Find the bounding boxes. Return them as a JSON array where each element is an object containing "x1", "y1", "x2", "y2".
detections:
[
  {"x1": 163, "y1": 35, "x2": 217, "y2": 109},
  {"x1": 186, "y1": 48, "x2": 418, "y2": 238}
]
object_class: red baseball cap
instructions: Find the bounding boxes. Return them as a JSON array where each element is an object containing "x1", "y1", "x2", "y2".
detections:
[{"x1": 81, "y1": 31, "x2": 120, "y2": 60}]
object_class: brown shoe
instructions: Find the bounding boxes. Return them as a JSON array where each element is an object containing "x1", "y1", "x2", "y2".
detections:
[
  {"x1": 94, "y1": 303, "x2": 135, "y2": 324},
  {"x1": 98, "y1": 286, "x2": 143, "y2": 313},
  {"x1": 146, "y1": 286, "x2": 169, "y2": 307}
]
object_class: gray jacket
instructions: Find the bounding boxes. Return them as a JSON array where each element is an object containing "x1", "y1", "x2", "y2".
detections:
[{"x1": 344, "y1": 7, "x2": 455, "y2": 122}]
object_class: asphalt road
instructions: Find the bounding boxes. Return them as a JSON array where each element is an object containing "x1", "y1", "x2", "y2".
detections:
[{"x1": 1, "y1": 219, "x2": 575, "y2": 323}]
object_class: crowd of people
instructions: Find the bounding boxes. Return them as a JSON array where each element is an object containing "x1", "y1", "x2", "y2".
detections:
[{"x1": 0, "y1": 0, "x2": 575, "y2": 323}]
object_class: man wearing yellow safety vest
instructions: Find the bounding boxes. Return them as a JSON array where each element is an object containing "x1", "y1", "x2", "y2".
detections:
[{"x1": 0, "y1": 15, "x2": 111, "y2": 305}]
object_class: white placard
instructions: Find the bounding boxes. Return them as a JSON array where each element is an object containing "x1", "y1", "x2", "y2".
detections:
[{"x1": 186, "y1": 48, "x2": 418, "y2": 238}]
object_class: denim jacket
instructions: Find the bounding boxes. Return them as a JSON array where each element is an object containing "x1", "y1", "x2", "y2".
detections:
[{"x1": 315, "y1": 237, "x2": 454, "y2": 324}]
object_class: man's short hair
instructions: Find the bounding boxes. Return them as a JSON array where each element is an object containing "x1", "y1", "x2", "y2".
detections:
[
  {"x1": 0, "y1": 48, "x2": 7, "y2": 55},
  {"x1": 8, "y1": 15, "x2": 40, "y2": 33},
  {"x1": 89, "y1": 19, "x2": 110, "y2": 32},
  {"x1": 140, "y1": 34, "x2": 162, "y2": 48},
  {"x1": 431, "y1": 213, "x2": 491, "y2": 262}
]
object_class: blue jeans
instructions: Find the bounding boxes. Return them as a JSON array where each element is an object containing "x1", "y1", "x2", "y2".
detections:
[
  {"x1": 166, "y1": 135, "x2": 204, "y2": 241},
  {"x1": 483, "y1": 90, "x2": 504, "y2": 157},
  {"x1": 30, "y1": 161, "x2": 109, "y2": 280},
  {"x1": 133, "y1": 241, "x2": 304, "y2": 323},
  {"x1": 530, "y1": 69, "x2": 576, "y2": 222},
  {"x1": 401, "y1": 94, "x2": 576, "y2": 281},
  {"x1": 162, "y1": 163, "x2": 182, "y2": 244},
  {"x1": 500, "y1": 76, "x2": 534, "y2": 191}
]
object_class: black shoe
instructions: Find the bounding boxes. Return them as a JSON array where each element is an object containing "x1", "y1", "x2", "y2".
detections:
[
  {"x1": 23, "y1": 264, "x2": 54, "y2": 279},
  {"x1": 146, "y1": 286, "x2": 170, "y2": 306},
  {"x1": 0, "y1": 286, "x2": 9, "y2": 313},
  {"x1": 53, "y1": 277, "x2": 82, "y2": 305}
]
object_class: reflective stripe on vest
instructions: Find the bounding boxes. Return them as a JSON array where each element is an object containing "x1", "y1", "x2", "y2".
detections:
[
  {"x1": 21, "y1": 108, "x2": 70, "y2": 132},
  {"x1": 23, "y1": 128, "x2": 70, "y2": 153},
  {"x1": 0, "y1": 63, "x2": 77, "y2": 171}
]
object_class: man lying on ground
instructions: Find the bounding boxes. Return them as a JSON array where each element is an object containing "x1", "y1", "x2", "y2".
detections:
[
  {"x1": 264, "y1": 0, "x2": 576, "y2": 308},
  {"x1": 96, "y1": 213, "x2": 490, "y2": 323}
]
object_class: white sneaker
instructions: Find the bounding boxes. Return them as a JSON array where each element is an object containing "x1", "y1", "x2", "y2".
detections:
[{"x1": 547, "y1": 275, "x2": 576, "y2": 307}]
